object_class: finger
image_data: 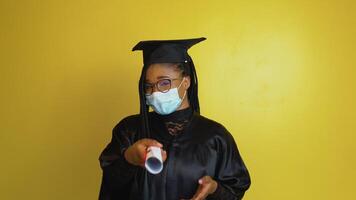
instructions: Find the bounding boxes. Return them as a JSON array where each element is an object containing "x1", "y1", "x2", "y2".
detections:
[
  {"x1": 199, "y1": 176, "x2": 211, "y2": 185},
  {"x1": 161, "y1": 150, "x2": 167, "y2": 162},
  {"x1": 191, "y1": 184, "x2": 203, "y2": 200},
  {"x1": 192, "y1": 176, "x2": 211, "y2": 200},
  {"x1": 192, "y1": 184, "x2": 210, "y2": 200},
  {"x1": 137, "y1": 151, "x2": 147, "y2": 168},
  {"x1": 141, "y1": 138, "x2": 163, "y2": 148}
]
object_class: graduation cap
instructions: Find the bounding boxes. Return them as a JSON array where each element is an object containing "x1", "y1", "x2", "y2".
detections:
[{"x1": 132, "y1": 37, "x2": 206, "y2": 66}]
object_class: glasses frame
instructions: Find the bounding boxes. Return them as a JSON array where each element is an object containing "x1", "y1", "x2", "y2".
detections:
[{"x1": 145, "y1": 78, "x2": 182, "y2": 96}]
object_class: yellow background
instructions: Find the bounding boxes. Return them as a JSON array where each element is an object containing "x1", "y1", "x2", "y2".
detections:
[{"x1": 1, "y1": 0, "x2": 355, "y2": 199}]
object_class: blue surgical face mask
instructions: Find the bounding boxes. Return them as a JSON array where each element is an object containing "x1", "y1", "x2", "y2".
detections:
[{"x1": 146, "y1": 78, "x2": 187, "y2": 115}]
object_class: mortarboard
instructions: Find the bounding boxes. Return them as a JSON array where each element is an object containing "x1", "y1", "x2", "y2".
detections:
[{"x1": 132, "y1": 37, "x2": 206, "y2": 66}]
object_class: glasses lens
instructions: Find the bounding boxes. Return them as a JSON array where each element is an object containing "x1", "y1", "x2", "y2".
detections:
[{"x1": 157, "y1": 79, "x2": 171, "y2": 93}]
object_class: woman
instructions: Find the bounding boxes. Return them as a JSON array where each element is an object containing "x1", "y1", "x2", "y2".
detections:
[{"x1": 98, "y1": 37, "x2": 251, "y2": 200}]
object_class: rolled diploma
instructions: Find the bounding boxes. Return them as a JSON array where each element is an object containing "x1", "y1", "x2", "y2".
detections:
[{"x1": 145, "y1": 146, "x2": 163, "y2": 174}]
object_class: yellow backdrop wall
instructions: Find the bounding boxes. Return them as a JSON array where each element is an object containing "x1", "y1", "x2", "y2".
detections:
[{"x1": 1, "y1": 0, "x2": 355, "y2": 199}]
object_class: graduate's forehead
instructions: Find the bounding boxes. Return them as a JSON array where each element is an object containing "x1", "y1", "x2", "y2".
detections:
[{"x1": 145, "y1": 63, "x2": 181, "y2": 83}]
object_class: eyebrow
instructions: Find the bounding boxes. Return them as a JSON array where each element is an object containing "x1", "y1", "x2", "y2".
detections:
[
  {"x1": 157, "y1": 75, "x2": 171, "y2": 79},
  {"x1": 145, "y1": 75, "x2": 171, "y2": 84}
]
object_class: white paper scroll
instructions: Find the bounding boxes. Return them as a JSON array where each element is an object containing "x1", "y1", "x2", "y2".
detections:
[{"x1": 145, "y1": 146, "x2": 163, "y2": 174}]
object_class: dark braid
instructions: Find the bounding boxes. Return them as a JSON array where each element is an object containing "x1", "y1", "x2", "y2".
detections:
[
  {"x1": 188, "y1": 55, "x2": 200, "y2": 114},
  {"x1": 138, "y1": 59, "x2": 200, "y2": 139},
  {"x1": 138, "y1": 65, "x2": 150, "y2": 138}
]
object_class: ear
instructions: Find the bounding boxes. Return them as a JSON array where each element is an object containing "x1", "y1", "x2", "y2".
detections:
[{"x1": 183, "y1": 76, "x2": 191, "y2": 90}]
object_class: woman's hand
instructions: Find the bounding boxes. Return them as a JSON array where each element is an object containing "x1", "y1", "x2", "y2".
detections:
[
  {"x1": 124, "y1": 138, "x2": 167, "y2": 167},
  {"x1": 188, "y1": 176, "x2": 218, "y2": 200}
]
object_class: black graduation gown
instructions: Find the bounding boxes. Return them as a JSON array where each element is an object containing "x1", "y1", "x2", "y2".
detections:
[{"x1": 98, "y1": 111, "x2": 251, "y2": 200}]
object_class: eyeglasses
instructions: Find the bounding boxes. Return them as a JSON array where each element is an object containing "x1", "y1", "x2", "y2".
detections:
[{"x1": 145, "y1": 78, "x2": 182, "y2": 96}]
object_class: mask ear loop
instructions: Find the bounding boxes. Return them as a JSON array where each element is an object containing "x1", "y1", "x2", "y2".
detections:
[
  {"x1": 181, "y1": 90, "x2": 187, "y2": 101},
  {"x1": 177, "y1": 77, "x2": 187, "y2": 101},
  {"x1": 177, "y1": 77, "x2": 185, "y2": 89}
]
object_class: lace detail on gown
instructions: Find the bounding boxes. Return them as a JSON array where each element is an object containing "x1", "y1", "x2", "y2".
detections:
[
  {"x1": 158, "y1": 106, "x2": 193, "y2": 136},
  {"x1": 165, "y1": 119, "x2": 190, "y2": 136}
]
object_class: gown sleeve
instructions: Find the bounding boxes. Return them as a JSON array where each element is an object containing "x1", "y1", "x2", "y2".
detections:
[
  {"x1": 98, "y1": 117, "x2": 139, "y2": 200},
  {"x1": 207, "y1": 125, "x2": 251, "y2": 200}
]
